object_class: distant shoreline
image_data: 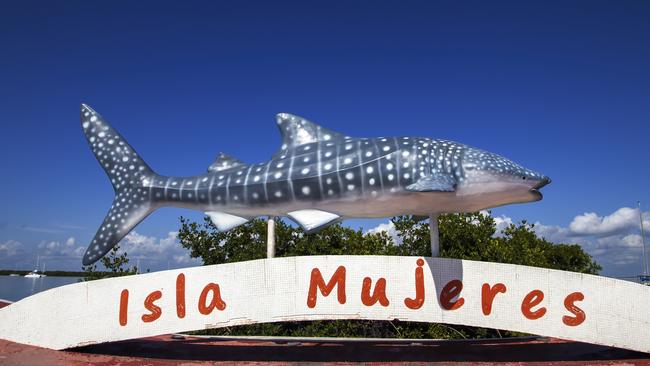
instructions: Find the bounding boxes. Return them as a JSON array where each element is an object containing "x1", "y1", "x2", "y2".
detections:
[{"x1": 0, "y1": 270, "x2": 107, "y2": 277}]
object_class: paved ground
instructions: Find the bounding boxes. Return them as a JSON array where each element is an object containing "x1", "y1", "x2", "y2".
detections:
[
  {"x1": 2, "y1": 334, "x2": 650, "y2": 365},
  {"x1": 2, "y1": 300, "x2": 650, "y2": 365}
]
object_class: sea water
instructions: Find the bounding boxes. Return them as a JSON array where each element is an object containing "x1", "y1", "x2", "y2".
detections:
[{"x1": 0, "y1": 275, "x2": 81, "y2": 302}]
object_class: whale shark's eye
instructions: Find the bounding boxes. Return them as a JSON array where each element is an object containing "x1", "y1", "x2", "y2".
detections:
[{"x1": 522, "y1": 176, "x2": 526, "y2": 180}]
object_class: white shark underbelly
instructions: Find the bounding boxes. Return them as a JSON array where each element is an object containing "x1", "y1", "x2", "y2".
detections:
[{"x1": 204, "y1": 185, "x2": 536, "y2": 219}]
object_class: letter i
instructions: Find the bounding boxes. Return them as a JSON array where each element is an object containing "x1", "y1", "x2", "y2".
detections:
[
  {"x1": 176, "y1": 273, "x2": 186, "y2": 318},
  {"x1": 119, "y1": 289, "x2": 129, "y2": 326}
]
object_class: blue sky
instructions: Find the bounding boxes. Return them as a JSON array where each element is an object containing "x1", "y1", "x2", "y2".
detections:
[{"x1": 0, "y1": 1, "x2": 648, "y2": 276}]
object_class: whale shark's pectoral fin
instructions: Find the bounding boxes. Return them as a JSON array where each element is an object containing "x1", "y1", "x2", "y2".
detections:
[
  {"x1": 406, "y1": 175, "x2": 456, "y2": 192},
  {"x1": 208, "y1": 153, "x2": 245, "y2": 172},
  {"x1": 287, "y1": 209, "x2": 341, "y2": 234},
  {"x1": 205, "y1": 211, "x2": 251, "y2": 231}
]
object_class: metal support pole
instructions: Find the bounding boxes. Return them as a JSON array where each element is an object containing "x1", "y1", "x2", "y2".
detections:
[
  {"x1": 429, "y1": 214, "x2": 440, "y2": 257},
  {"x1": 267, "y1": 216, "x2": 276, "y2": 258},
  {"x1": 639, "y1": 202, "x2": 647, "y2": 276}
]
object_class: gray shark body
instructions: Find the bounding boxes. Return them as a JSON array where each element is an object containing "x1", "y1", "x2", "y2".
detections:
[{"x1": 80, "y1": 105, "x2": 550, "y2": 265}]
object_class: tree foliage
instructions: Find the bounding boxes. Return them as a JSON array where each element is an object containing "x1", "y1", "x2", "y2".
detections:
[
  {"x1": 177, "y1": 212, "x2": 600, "y2": 339},
  {"x1": 81, "y1": 244, "x2": 138, "y2": 281}
]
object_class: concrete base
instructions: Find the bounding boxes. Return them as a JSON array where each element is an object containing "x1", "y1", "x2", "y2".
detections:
[{"x1": 1, "y1": 334, "x2": 649, "y2": 365}]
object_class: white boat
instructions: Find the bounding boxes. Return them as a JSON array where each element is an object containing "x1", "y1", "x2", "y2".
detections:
[
  {"x1": 24, "y1": 255, "x2": 47, "y2": 278},
  {"x1": 24, "y1": 270, "x2": 44, "y2": 278}
]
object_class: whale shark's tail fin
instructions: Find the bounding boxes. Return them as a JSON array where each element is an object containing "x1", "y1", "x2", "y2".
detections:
[{"x1": 80, "y1": 104, "x2": 158, "y2": 265}]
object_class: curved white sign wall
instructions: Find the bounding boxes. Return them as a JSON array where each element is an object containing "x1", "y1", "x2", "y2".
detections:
[{"x1": 0, "y1": 256, "x2": 648, "y2": 352}]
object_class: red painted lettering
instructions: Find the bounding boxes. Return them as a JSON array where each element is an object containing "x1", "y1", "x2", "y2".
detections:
[
  {"x1": 481, "y1": 283, "x2": 506, "y2": 316},
  {"x1": 176, "y1": 273, "x2": 186, "y2": 319},
  {"x1": 141, "y1": 290, "x2": 162, "y2": 323},
  {"x1": 404, "y1": 258, "x2": 425, "y2": 309},
  {"x1": 307, "y1": 266, "x2": 346, "y2": 308},
  {"x1": 198, "y1": 283, "x2": 227, "y2": 315},
  {"x1": 562, "y1": 292, "x2": 586, "y2": 326},
  {"x1": 361, "y1": 277, "x2": 389, "y2": 306},
  {"x1": 521, "y1": 289, "x2": 546, "y2": 320},
  {"x1": 119, "y1": 289, "x2": 129, "y2": 326},
  {"x1": 440, "y1": 279, "x2": 464, "y2": 310}
]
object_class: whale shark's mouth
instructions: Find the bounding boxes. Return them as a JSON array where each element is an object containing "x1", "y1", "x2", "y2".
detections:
[
  {"x1": 532, "y1": 177, "x2": 551, "y2": 190},
  {"x1": 529, "y1": 177, "x2": 551, "y2": 201},
  {"x1": 530, "y1": 189, "x2": 543, "y2": 200}
]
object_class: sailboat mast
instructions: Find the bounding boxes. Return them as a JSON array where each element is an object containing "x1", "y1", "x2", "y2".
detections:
[{"x1": 640, "y1": 201, "x2": 648, "y2": 276}]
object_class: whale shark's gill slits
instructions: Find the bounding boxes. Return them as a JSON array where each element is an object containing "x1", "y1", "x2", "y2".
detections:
[
  {"x1": 438, "y1": 141, "x2": 447, "y2": 173},
  {"x1": 447, "y1": 142, "x2": 455, "y2": 175},
  {"x1": 449, "y1": 144, "x2": 460, "y2": 181},
  {"x1": 80, "y1": 104, "x2": 159, "y2": 266},
  {"x1": 358, "y1": 139, "x2": 377, "y2": 196},
  {"x1": 445, "y1": 141, "x2": 455, "y2": 175},
  {"x1": 337, "y1": 137, "x2": 363, "y2": 197},
  {"x1": 421, "y1": 139, "x2": 430, "y2": 177},
  {"x1": 424, "y1": 140, "x2": 434, "y2": 179}
]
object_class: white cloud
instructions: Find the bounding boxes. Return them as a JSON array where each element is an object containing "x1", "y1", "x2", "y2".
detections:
[
  {"x1": 365, "y1": 221, "x2": 401, "y2": 244},
  {"x1": 0, "y1": 240, "x2": 23, "y2": 257},
  {"x1": 19, "y1": 226, "x2": 64, "y2": 234},
  {"x1": 517, "y1": 208, "x2": 650, "y2": 272},
  {"x1": 18, "y1": 231, "x2": 200, "y2": 270},
  {"x1": 38, "y1": 237, "x2": 85, "y2": 259},
  {"x1": 493, "y1": 214, "x2": 513, "y2": 235},
  {"x1": 569, "y1": 207, "x2": 644, "y2": 237},
  {"x1": 530, "y1": 222, "x2": 586, "y2": 245},
  {"x1": 589, "y1": 234, "x2": 647, "y2": 266},
  {"x1": 365, "y1": 207, "x2": 649, "y2": 277},
  {"x1": 119, "y1": 231, "x2": 201, "y2": 268}
]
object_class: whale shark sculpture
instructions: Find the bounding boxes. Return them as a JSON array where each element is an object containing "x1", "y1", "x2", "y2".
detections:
[{"x1": 80, "y1": 104, "x2": 550, "y2": 265}]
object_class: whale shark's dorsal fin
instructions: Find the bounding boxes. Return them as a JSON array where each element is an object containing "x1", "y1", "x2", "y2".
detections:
[
  {"x1": 274, "y1": 113, "x2": 348, "y2": 157},
  {"x1": 208, "y1": 152, "x2": 245, "y2": 172}
]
